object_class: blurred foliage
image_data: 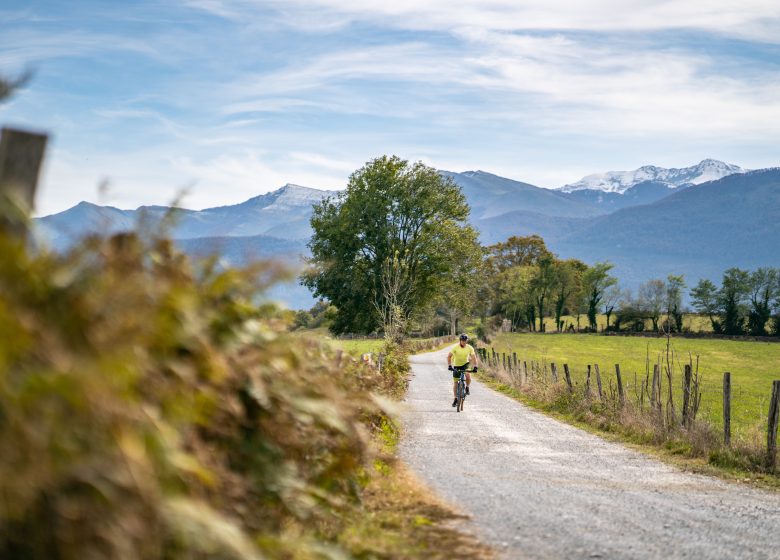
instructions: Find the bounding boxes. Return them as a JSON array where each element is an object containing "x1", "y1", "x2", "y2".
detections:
[{"x1": 0, "y1": 230, "x2": 389, "y2": 559}]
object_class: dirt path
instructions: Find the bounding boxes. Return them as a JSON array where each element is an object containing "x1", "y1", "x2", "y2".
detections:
[{"x1": 399, "y1": 348, "x2": 780, "y2": 560}]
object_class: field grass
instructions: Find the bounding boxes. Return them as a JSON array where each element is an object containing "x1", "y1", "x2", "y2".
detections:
[
  {"x1": 489, "y1": 332, "x2": 780, "y2": 441},
  {"x1": 535, "y1": 313, "x2": 713, "y2": 333},
  {"x1": 294, "y1": 328, "x2": 454, "y2": 357}
]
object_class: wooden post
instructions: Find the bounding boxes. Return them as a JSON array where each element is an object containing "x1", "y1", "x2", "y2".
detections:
[
  {"x1": 767, "y1": 380, "x2": 780, "y2": 472},
  {"x1": 682, "y1": 364, "x2": 692, "y2": 428},
  {"x1": 513, "y1": 352, "x2": 518, "y2": 370},
  {"x1": 723, "y1": 372, "x2": 731, "y2": 447},
  {"x1": 615, "y1": 364, "x2": 625, "y2": 407},
  {"x1": 551, "y1": 362, "x2": 558, "y2": 383},
  {"x1": 523, "y1": 361, "x2": 528, "y2": 383},
  {"x1": 0, "y1": 127, "x2": 48, "y2": 237},
  {"x1": 563, "y1": 364, "x2": 573, "y2": 393},
  {"x1": 650, "y1": 364, "x2": 659, "y2": 407},
  {"x1": 585, "y1": 365, "x2": 592, "y2": 398},
  {"x1": 594, "y1": 364, "x2": 603, "y2": 401},
  {"x1": 502, "y1": 353, "x2": 507, "y2": 370}
]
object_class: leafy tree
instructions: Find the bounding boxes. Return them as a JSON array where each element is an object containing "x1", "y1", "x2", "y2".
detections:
[
  {"x1": 552, "y1": 259, "x2": 586, "y2": 332},
  {"x1": 304, "y1": 156, "x2": 479, "y2": 334},
  {"x1": 582, "y1": 262, "x2": 617, "y2": 331},
  {"x1": 746, "y1": 268, "x2": 777, "y2": 336},
  {"x1": 434, "y1": 238, "x2": 485, "y2": 335},
  {"x1": 690, "y1": 279, "x2": 721, "y2": 332},
  {"x1": 665, "y1": 275, "x2": 686, "y2": 333},
  {"x1": 638, "y1": 279, "x2": 665, "y2": 331},
  {"x1": 719, "y1": 268, "x2": 750, "y2": 335},
  {"x1": 487, "y1": 235, "x2": 551, "y2": 271},
  {"x1": 497, "y1": 265, "x2": 537, "y2": 330},
  {"x1": 531, "y1": 255, "x2": 556, "y2": 332}
]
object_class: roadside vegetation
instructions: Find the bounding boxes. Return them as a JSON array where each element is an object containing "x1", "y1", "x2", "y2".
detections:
[
  {"x1": 490, "y1": 333, "x2": 779, "y2": 437},
  {"x1": 480, "y1": 332, "x2": 780, "y2": 481},
  {"x1": 0, "y1": 227, "x2": 491, "y2": 558}
]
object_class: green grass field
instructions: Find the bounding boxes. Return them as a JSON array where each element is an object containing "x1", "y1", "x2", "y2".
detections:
[
  {"x1": 536, "y1": 313, "x2": 713, "y2": 333},
  {"x1": 291, "y1": 328, "x2": 386, "y2": 357},
  {"x1": 489, "y1": 332, "x2": 780, "y2": 440}
]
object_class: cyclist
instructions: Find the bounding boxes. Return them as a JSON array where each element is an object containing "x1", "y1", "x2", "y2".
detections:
[{"x1": 447, "y1": 333, "x2": 478, "y2": 407}]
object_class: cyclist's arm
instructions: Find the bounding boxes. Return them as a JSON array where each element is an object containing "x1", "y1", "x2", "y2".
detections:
[
  {"x1": 469, "y1": 348, "x2": 478, "y2": 369},
  {"x1": 447, "y1": 351, "x2": 453, "y2": 367}
]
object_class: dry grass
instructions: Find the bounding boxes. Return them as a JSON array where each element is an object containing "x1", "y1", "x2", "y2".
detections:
[
  {"x1": 480, "y1": 350, "x2": 777, "y2": 480},
  {"x1": 0, "y1": 230, "x2": 457, "y2": 559},
  {"x1": 340, "y1": 462, "x2": 495, "y2": 560}
]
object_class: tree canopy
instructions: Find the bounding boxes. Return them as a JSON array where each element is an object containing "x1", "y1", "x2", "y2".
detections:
[{"x1": 303, "y1": 155, "x2": 481, "y2": 334}]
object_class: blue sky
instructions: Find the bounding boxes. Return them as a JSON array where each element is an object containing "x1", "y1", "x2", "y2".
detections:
[{"x1": 1, "y1": 0, "x2": 779, "y2": 215}]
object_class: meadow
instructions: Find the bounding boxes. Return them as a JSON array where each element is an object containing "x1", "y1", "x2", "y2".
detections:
[
  {"x1": 489, "y1": 332, "x2": 780, "y2": 441},
  {"x1": 538, "y1": 313, "x2": 713, "y2": 333}
]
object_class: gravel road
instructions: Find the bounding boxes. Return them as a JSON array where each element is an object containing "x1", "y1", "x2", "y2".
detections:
[{"x1": 399, "y1": 348, "x2": 780, "y2": 560}]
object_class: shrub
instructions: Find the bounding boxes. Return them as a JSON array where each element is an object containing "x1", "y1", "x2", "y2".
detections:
[{"x1": 0, "y1": 232, "x2": 384, "y2": 559}]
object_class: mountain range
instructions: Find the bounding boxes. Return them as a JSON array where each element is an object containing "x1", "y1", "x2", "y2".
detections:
[{"x1": 35, "y1": 159, "x2": 778, "y2": 308}]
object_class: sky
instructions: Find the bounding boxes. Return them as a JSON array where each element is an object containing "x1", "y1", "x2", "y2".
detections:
[{"x1": 1, "y1": 0, "x2": 779, "y2": 216}]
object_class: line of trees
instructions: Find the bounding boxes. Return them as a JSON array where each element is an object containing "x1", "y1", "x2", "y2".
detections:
[
  {"x1": 485, "y1": 235, "x2": 616, "y2": 332},
  {"x1": 691, "y1": 268, "x2": 780, "y2": 336},
  {"x1": 302, "y1": 155, "x2": 780, "y2": 340}
]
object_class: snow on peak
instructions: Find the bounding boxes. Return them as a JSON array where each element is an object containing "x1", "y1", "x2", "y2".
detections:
[{"x1": 560, "y1": 160, "x2": 744, "y2": 194}]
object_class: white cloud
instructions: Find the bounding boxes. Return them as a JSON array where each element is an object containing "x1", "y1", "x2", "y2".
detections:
[{"x1": 186, "y1": 0, "x2": 780, "y2": 42}]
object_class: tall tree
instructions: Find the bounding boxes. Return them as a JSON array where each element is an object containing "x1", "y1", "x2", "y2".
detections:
[
  {"x1": 719, "y1": 268, "x2": 750, "y2": 335},
  {"x1": 531, "y1": 255, "x2": 556, "y2": 332},
  {"x1": 690, "y1": 279, "x2": 721, "y2": 332},
  {"x1": 746, "y1": 268, "x2": 778, "y2": 336},
  {"x1": 487, "y1": 235, "x2": 551, "y2": 272},
  {"x1": 582, "y1": 262, "x2": 617, "y2": 331},
  {"x1": 304, "y1": 156, "x2": 479, "y2": 334},
  {"x1": 665, "y1": 275, "x2": 686, "y2": 333},
  {"x1": 638, "y1": 279, "x2": 665, "y2": 331},
  {"x1": 552, "y1": 259, "x2": 586, "y2": 332}
]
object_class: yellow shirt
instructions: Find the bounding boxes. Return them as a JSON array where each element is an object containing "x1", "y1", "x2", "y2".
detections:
[{"x1": 450, "y1": 343, "x2": 475, "y2": 367}]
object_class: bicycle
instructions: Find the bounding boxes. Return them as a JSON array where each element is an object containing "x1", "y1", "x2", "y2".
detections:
[{"x1": 453, "y1": 366, "x2": 476, "y2": 412}]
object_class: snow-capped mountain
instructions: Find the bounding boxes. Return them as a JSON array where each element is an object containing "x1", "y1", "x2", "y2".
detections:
[{"x1": 559, "y1": 159, "x2": 744, "y2": 194}]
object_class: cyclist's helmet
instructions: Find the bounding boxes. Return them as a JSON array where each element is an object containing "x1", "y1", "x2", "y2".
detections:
[{"x1": 459, "y1": 333, "x2": 469, "y2": 341}]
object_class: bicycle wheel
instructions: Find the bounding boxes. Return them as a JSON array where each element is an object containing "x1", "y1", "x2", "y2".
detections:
[{"x1": 457, "y1": 382, "x2": 464, "y2": 412}]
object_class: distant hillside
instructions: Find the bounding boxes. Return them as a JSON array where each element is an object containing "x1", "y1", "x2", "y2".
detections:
[
  {"x1": 555, "y1": 168, "x2": 780, "y2": 288},
  {"x1": 35, "y1": 162, "x2": 779, "y2": 308},
  {"x1": 36, "y1": 184, "x2": 334, "y2": 249},
  {"x1": 443, "y1": 170, "x2": 604, "y2": 219},
  {"x1": 560, "y1": 181, "x2": 692, "y2": 212}
]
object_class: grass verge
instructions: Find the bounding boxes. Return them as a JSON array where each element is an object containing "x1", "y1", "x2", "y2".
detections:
[
  {"x1": 491, "y1": 332, "x2": 780, "y2": 440},
  {"x1": 475, "y1": 371, "x2": 780, "y2": 492}
]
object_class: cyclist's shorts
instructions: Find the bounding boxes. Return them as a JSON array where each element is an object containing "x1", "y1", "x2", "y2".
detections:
[{"x1": 452, "y1": 366, "x2": 469, "y2": 380}]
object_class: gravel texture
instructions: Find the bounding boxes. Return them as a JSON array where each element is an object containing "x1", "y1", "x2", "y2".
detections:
[{"x1": 399, "y1": 348, "x2": 780, "y2": 560}]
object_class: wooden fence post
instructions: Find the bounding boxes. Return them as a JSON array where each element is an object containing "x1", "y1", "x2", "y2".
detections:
[
  {"x1": 723, "y1": 372, "x2": 731, "y2": 447},
  {"x1": 767, "y1": 380, "x2": 780, "y2": 472},
  {"x1": 585, "y1": 365, "x2": 592, "y2": 398},
  {"x1": 550, "y1": 362, "x2": 558, "y2": 383},
  {"x1": 682, "y1": 364, "x2": 693, "y2": 428},
  {"x1": 594, "y1": 364, "x2": 603, "y2": 401},
  {"x1": 615, "y1": 364, "x2": 625, "y2": 407},
  {"x1": 0, "y1": 127, "x2": 48, "y2": 237},
  {"x1": 523, "y1": 361, "x2": 528, "y2": 383},
  {"x1": 513, "y1": 352, "x2": 518, "y2": 371},
  {"x1": 650, "y1": 364, "x2": 659, "y2": 408},
  {"x1": 563, "y1": 364, "x2": 573, "y2": 393},
  {"x1": 502, "y1": 353, "x2": 506, "y2": 370}
]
